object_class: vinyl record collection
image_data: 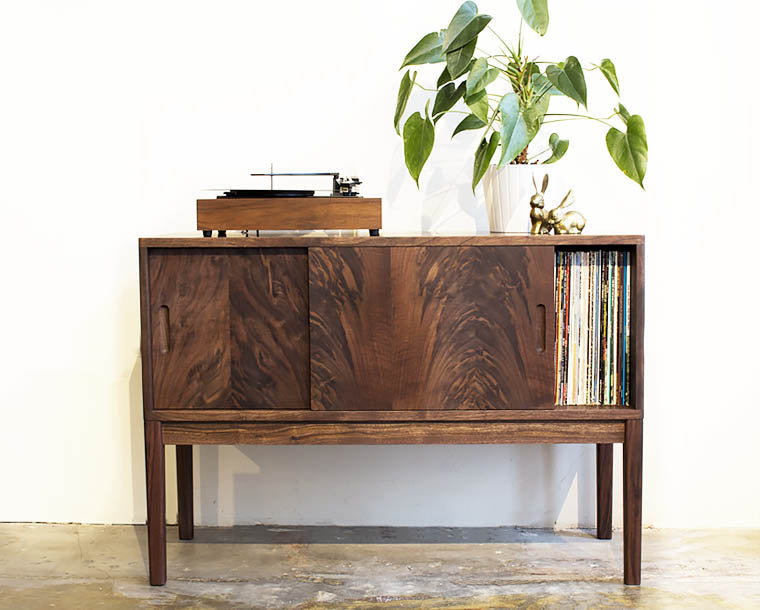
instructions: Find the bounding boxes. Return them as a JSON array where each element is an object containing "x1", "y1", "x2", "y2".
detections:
[{"x1": 554, "y1": 249, "x2": 631, "y2": 406}]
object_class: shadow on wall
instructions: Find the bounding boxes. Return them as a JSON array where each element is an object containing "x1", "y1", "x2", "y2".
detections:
[
  {"x1": 128, "y1": 359, "x2": 146, "y2": 522},
  {"x1": 385, "y1": 137, "x2": 490, "y2": 234},
  {"x1": 190, "y1": 444, "x2": 595, "y2": 528}
]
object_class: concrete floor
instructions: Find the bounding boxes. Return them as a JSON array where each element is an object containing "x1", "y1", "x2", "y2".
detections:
[{"x1": 0, "y1": 524, "x2": 758, "y2": 609}]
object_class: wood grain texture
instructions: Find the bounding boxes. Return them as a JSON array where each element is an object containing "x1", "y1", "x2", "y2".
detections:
[
  {"x1": 309, "y1": 247, "x2": 393, "y2": 409},
  {"x1": 138, "y1": 236, "x2": 645, "y2": 587},
  {"x1": 139, "y1": 247, "x2": 156, "y2": 415},
  {"x1": 309, "y1": 246, "x2": 556, "y2": 410},
  {"x1": 148, "y1": 248, "x2": 309, "y2": 409},
  {"x1": 176, "y1": 445, "x2": 193, "y2": 541},
  {"x1": 227, "y1": 249, "x2": 310, "y2": 409},
  {"x1": 197, "y1": 197, "x2": 381, "y2": 231},
  {"x1": 144, "y1": 421, "x2": 166, "y2": 586},
  {"x1": 142, "y1": 234, "x2": 645, "y2": 249},
  {"x1": 633, "y1": 242, "x2": 645, "y2": 414},
  {"x1": 596, "y1": 443, "x2": 613, "y2": 540},
  {"x1": 149, "y1": 250, "x2": 230, "y2": 409},
  {"x1": 149, "y1": 407, "x2": 641, "y2": 422},
  {"x1": 162, "y1": 422, "x2": 624, "y2": 445},
  {"x1": 624, "y1": 419, "x2": 643, "y2": 585}
]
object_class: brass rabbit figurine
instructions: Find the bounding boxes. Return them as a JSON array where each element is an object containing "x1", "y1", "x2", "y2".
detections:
[
  {"x1": 529, "y1": 173, "x2": 586, "y2": 235},
  {"x1": 546, "y1": 189, "x2": 586, "y2": 234},
  {"x1": 529, "y1": 174, "x2": 549, "y2": 235}
]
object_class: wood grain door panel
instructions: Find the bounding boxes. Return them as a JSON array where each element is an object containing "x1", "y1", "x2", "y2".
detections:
[
  {"x1": 309, "y1": 246, "x2": 556, "y2": 410},
  {"x1": 149, "y1": 248, "x2": 309, "y2": 409}
]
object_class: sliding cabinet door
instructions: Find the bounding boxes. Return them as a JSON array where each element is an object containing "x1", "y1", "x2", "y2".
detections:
[
  {"x1": 148, "y1": 248, "x2": 309, "y2": 409},
  {"x1": 309, "y1": 246, "x2": 555, "y2": 410}
]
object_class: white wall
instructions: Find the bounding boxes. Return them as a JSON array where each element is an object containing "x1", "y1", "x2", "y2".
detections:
[{"x1": 1, "y1": 0, "x2": 758, "y2": 529}]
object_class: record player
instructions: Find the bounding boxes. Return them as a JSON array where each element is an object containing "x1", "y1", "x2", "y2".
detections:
[{"x1": 197, "y1": 171, "x2": 381, "y2": 237}]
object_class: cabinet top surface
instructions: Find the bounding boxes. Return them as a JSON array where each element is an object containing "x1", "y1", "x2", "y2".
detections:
[{"x1": 140, "y1": 233, "x2": 644, "y2": 248}]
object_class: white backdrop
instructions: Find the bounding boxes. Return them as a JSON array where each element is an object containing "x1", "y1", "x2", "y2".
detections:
[{"x1": 1, "y1": 0, "x2": 758, "y2": 528}]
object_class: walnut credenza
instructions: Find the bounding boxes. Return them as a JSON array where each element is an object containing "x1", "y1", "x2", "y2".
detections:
[{"x1": 138, "y1": 234, "x2": 644, "y2": 586}]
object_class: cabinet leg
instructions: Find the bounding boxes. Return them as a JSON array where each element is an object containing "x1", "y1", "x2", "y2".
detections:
[
  {"x1": 596, "y1": 443, "x2": 613, "y2": 540},
  {"x1": 176, "y1": 445, "x2": 194, "y2": 541},
  {"x1": 145, "y1": 421, "x2": 167, "y2": 586},
  {"x1": 623, "y1": 420, "x2": 643, "y2": 585}
]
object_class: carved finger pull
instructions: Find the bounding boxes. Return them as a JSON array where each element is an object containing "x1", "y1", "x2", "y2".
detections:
[
  {"x1": 536, "y1": 304, "x2": 546, "y2": 353},
  {"x1": 158, "y1": 306, "x2": 171, "y2": 353}
]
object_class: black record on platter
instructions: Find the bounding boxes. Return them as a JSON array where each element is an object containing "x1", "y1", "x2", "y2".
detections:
[{"x1": 218, "y1": 189, "x2": 315, "y2": 198}]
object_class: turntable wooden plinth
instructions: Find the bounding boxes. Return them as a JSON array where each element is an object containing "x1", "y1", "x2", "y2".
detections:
[{"x1": 196, "y1": 197, "x2": 382, "y2": 235}]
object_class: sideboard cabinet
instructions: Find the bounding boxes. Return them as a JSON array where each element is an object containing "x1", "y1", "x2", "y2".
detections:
[{"x1": 139, "y1": 234, "x2": 644, "y2": 586}]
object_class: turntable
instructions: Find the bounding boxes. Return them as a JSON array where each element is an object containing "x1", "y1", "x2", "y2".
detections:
[{"x1": 197, "y1": 171, "x2": 381, "y2": 237}]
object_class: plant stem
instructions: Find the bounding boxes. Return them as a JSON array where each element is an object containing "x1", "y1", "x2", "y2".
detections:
[
  {"x1": 490, "y1": 58, "x2": 513, "y2": 72},
  {"x1": 487, "y1": 25, "x2": 511, "y2": 53},
  {"x1": 517, "y1": 19, "x2": 523, "y2": 57},
  {"x1": 545, "y1": 113, "x2": 615, "y2": 128},
  {"x1": 413, "y1": 83, "x2": 438, "y2": 93},
  {"x1": 541, "y1": 118, "x2": 582, "y2": 124},
  {"x1": 481, "y1": 106, "x2": 500, "y2": 143},
  {"x1": 527, "y1": 147, "x2": 550, "y2": 162}
]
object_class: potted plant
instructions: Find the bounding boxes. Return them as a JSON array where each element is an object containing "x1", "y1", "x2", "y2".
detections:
[{"x1": 393, "y1": 1, "x2": 647, "y2": 232}]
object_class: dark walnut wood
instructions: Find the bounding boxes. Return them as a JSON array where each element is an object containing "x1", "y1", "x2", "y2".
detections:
[
  {"x1": 197, "y1": 197, "x2": 382, "y2": 231},
  {"x1": 148, "y1": 407, "x2": 641, "y2": 422},
  {"x1": 162, "y1": 421, "x2": 624, "y2": 446},
  {"x1": 309, "y1": 246, "x2": 556, "y2": 410},
  {"x1": 141, "y1": 234, "x2": 644, "y2": 249},
  {"x1": 596, "y1": 443, "x2": 613, "y2": 540},
  {"x1": 633, "y1": 243, "x2": 645, "y2": 415},
  {"x1": 148, "y1": 248, "x2": 309, "y2": 409},
  {"x1": 144, "y1": 421, "x2": 166, "y2": 586},
  {"x1": 624, "y1": 419, "x2": 643, "y2": 585},
  {"x1": 176, "y1": 445, "x2": 193, "y2": 541},
  {"x1": 138, "y1": 234, "x2": 645, "y2": 587}
]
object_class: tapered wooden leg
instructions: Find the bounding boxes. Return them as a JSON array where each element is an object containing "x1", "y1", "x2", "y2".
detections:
[
  {"x1": 176, "y1": 445, "x2": 194, "y2": 541},
  {"x1": 623, "y1": 420, "x2": 643, "y2": 585},
  {"x1": 596, "y1": 443, "x2": 613, "y2": 540},
  {"x1": 145, "y1": 421, "x2": 166, "y2": 586}
]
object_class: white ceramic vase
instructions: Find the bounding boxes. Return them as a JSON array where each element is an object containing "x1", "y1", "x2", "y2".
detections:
[{"x1": 482, "y1": 164, "x2": 562, "y2": 233}]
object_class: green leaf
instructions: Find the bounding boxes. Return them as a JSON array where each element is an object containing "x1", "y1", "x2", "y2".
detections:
[
  {"x1": 465, "y1": 58, "x2": 488, "y2": 95},
  {"x1": 465, "y1": 88, "x2": 489, "y2": 122},
  {"x1": 532, "y1": 73, "x2": 562, "y2": 97},
  {"x1": 617, "y1": 103, "x2": 631, "y2": 124},
  {"x1": 432, "y1": 81, "x2": 466, "y2": 120},
  {"x1": 544, "y1": 133, "x2": 569, "y2": 164},
  {"x1": 606, "y1": 115, "x2": 647, "y2": 188},
  {"x1": 452, "y1": 113, "x2": 486, "y2": 137},
  {"x1": 436, "y1": 59, "x2": 475, "y2": 88},
  {"x1": 483, "y1": 68, "x2": 499, "y2": 88},
  {"x1": 599, "y1": 58, "x2": 620, "y2": 96},
  {"x1": 442, "y1": 2, "x2": 492, "y2": 53},
  {"x1": 516, "y1": 0, "x2": 549, "y2": 35},
  {"x1": 473, "y1": 132, "x2": 500, "y2": 190},
  {"x1": 523, "y1": 92, "x2": 549, "y2": 140},
  {"x1": 401, "y1": 31, "x2": 445, "y2": 68},
  {"x1": 446, "y1": 37, "x2": 477, "y2": 79},
  {"x1": 546, "y1": 57, "x2": 587, "y2": 107},
  {"x1": 497, "y1": 93, "x2": 530, "y2": 166},
  {"x1": 466, "y1": 60, "x2": 498, "y2": 95},
  {"x1": 403, "y1": 110, "x2": 435, "y2": 188},
  {"x1": 437, "y1": 65, "x2": 453, "y2": 88},
  {"x1": 394, "y1": 70, "x2": 416, "y2": 135}
]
